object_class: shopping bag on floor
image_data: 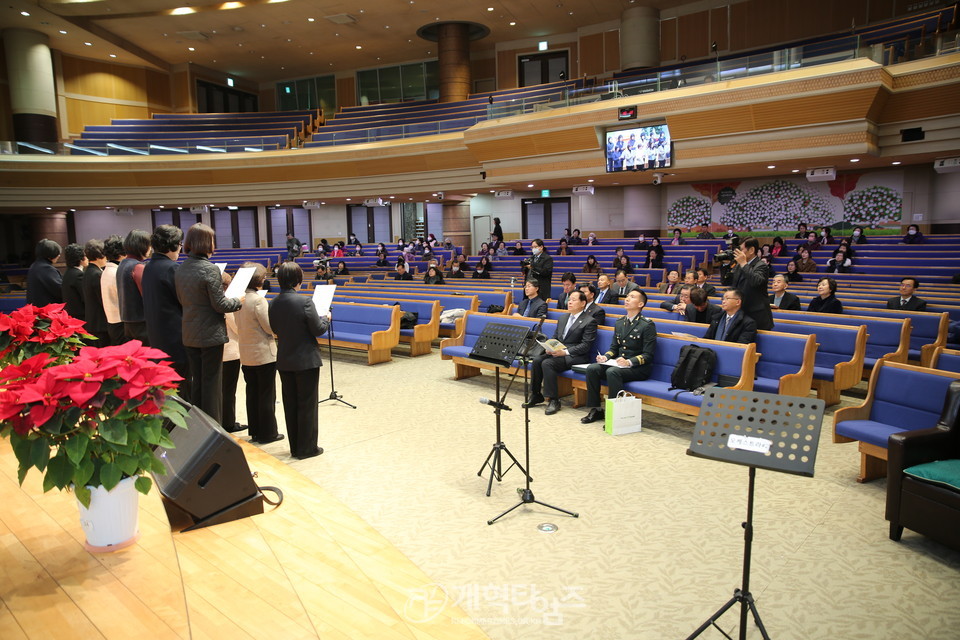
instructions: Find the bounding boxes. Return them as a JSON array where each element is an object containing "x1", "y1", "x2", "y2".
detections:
[{"x1": 605, "y1": 391, "x2": 642, "y2": 435}]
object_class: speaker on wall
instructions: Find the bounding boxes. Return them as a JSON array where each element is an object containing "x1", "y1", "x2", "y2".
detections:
[{"x1": 153, "y1": 398, "x2": 265, "y2": 531}]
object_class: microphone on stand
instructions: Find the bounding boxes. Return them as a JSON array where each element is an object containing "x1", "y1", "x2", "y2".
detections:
[{"x1": 479, "y1": 397, "x2": 512, "y2": 411}]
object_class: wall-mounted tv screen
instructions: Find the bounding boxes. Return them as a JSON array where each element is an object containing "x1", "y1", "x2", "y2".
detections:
[{"x1": 605, "y1": 123, "x2": 671, "y2": 173}]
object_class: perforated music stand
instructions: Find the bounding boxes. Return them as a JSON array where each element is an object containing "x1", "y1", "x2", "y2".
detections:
[
  {"x1": 470, "y1": 322, "x2": 532, "y2": 496},
  {"x1": 685, "y1": 388, "x2": 825, "y2": 640}
]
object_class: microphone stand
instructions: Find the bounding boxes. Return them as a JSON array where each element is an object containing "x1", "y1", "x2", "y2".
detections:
[
  {"x1": 488, "y1": 317, "x2": 579, "y2": 525},
  {"x1": 319, "y1": 310, "x2": 356, "y2": 409}
]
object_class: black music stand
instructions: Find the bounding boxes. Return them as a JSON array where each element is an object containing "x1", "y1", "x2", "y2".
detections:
[
  {"x1": 685, "y1": 388, "x2": 825, "y2": 640},
  {"x1": 470, "y1": 322, "x2": 532, "y2": 496}
]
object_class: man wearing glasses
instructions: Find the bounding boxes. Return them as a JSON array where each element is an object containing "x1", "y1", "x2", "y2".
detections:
[{"x1": 704, "y1": 288, "x2": 757, "y2": 344}]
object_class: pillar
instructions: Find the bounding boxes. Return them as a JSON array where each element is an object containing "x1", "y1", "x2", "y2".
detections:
[
  {"x1": 623, "y1": 186, "x2": 662, "y2": 235},
  {"x1": 437, "y1": 23, "x2": 471, "y2": 103},
  {"x1": 30, "y1": 212, "x2": 70, "y2": 256},
  {"x1": 2, "y1": 28, "x2": 58, "y2": 145},
  {"x1": 621, "y1": 6, "x2": 660, "y2": 70}
]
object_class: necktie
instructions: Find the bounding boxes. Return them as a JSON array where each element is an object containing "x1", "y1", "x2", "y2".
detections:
[
  {"x1": 561, "y1": 315, "x2": 574, "y2": 341},
  {"x1": 901, "y1": 299, "x2": 907, "y2": 308},
  {"x1": 619, "y1": 287, "x2": 625, "y2": 295},
  {"x1": 598, "y1": 290, "x2": 605, "y2": 303},
  {"x1": 717, "y1": 316, "x2": 729, "y2": 341}
]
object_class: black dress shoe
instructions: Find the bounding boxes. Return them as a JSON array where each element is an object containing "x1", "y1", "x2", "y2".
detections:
[
  {"x1": 224, "y1": 422, "x2": 247, "y2": 433},
  {"x1": 544, "y1": 399, "x2": 561, "y2": 415},
  {"x1": 258, "y1": 434, "x2": 285, "y2": 445},
  {"x1": 521, "y1": 394, "x2": 545, "y2": 408},
  {"x1": 295, "y1": 447, "x2": 323, "y2": 460},
  {"x1": 580, "y1": 408, "x2": 604, "y2": 424}
]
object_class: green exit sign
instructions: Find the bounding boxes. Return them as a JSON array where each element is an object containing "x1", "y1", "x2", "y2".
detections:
[{"x1": 540, "y1": 189, "x2": 551, "y2": 197}]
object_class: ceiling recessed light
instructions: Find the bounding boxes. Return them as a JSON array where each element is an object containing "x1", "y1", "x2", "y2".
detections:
[
  {"x1": 850, "y1": 158, "x2": 860, "y2": 162},
  {"x1": 59, "y1": 29, "x2": 67, "y2": 35},
  {"x1": 355, "y1": 45, "x2": 362, "y2": 49},
  {"x1": 487, "y1": 6, "x2": 494, "y2": 10},
  {"x1": 187, "y1": 47, "x2": 195, "y2": 51},
  {"x1": 892, "y1": 161, "x2": 901, "y2": 165},
  {"x1": 20, "y1": 11, "x2": 30, "y2": 17},
  {"x1": 527, "y1": 184, "x2": 534, "y2": 188},
  {"x1": 45, "y1": 207, "x2": 51, "y2": 210},
  {"x1": 509, "y1": 21, "x2": 517, "y2": 26},
  {"x1": 109, "y1": 54, "x2": 117, "y2": 58},
  {"x1": 320, "y1": 201, "x2": 326, "y2": 205},
  {"x1": 791, "y1": 169, "x2": 800, "y2": 173},
  {"x1": 84, "y1": 42, "x2": 92, "y2": 46},
  {"x1": 767, "y1": 165, "x2": 776, "y2": 169},
  {"x1": 346, "y1": 198, "x2": 351, "y2": 201},
  {"x1": 171, "y1": 7, "x2": 196, "y2": 15},
  {"x1": 307, "y1": 17, "x2": 315, "y2": 22},
  {"x1": 587, "y1": 179, "x2": 594, "y2": 183}
]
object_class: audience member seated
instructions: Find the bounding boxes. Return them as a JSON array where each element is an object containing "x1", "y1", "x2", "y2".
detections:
[
  {"x1": 643, "y1": 249, "x2": 663, "y2": 269},
  {"x1": 333, "y1": 261, "x2": 350, "y2": 276},
  {"x1": 446, "y1": 261, "x2": 465, "y2": 279},
  {"x1": 556, "y1": 272, "x2": 577, "y2": 309},
  {"x1": 826, "y1": 248, "x2": 852, "y2": 274},
  {"x1": 423, "y1": 265, "x2": 445, "y2": 284},
  {"x1": 582, "y1": 255, "x2": 602, "y2": 274},
  {"x1": 784, "y1": 259, "x2": 803, "y2": 282},
  {"x1": 818, "y1": 226, "x2": 834, "y2": 244},
  {"x1": 522, "y1": 290, "x2": 598, "y2": 415},
  {"x1": 696, "y1": 224, "x2": 715, "y2": 239},
  {"x1": 613, "y1": 269, "x2": 640, "y2": 301},
  {"x1": 661, "y1": 283, "x2": 693, "y2": 316},
  {"x1": 595, "y1": 273, "x2": 616, "y2": 305},
  {"x1": 771, "y1": 236, "x2": 787, "y2": 256},
  {"x1": 768, "y1": 274, "x2": 801, "y2": 310},
  {"x1": 686, "y1": 287, "x2": 722, "y2": 324},
  {"x1": 393, "y1": 263, "x2": 413, "y2": 280},
  {"x1": 557, "y1": 238, "x2": 575, "y2": 256},
  {"x1": 794, "y1": 222, "x2": 809, "y2": 239},
  {"x1": 849, "y1": 225, "x2": 867, "y2": 244},
  {"x1": 796, "y1": 232, "x2": 822, "y2": 257},
  {"x1": 578, "y1": 283, "x2": 606, "y2": 324},
  {"x1": 472, "y1": 262, "x2": 491, "y2": 279},
  {"x1": 616, "y1": 255, "x2": 634, "y2": 274},
  {"x1": 477, "y1": 242, "x2": 490, "y2": 257},
  {"x1": 328, "y1": 242, "x2": 344, "y2": 258},
  {"x1": 633, "y1": 234, "x2": 650, "y2": 252},
  {"x1": 580, "y1": 289, "x2": 657, "y2": 425},
  {"x1": 902, "y1": 223, "x2": 924, "y2": 244},
  {"x1": 658, "y1": 269, "x2": 682, "y2": 295},
  {"x1": 807, "y1": 277, "x2": 843, "y2": 314},
  {"x1": 704, "y1": 288, "x2": 757, "y2": 344},
  {"x1": 457, "y1": 254, "x2": 472, "y2": 271},
  {"x1": 586, "y1": 234, "x2": 600, "y2": 246},
  {"x1": 610, "y1": 247, "x2": 628, "y2": 270},
  {"x1": 314, "y1": 263, "x2": 334, "y2": 282},
  {"x1": 510, "y1": 241, "x2": 526, "y2": 256},
  {"x1": 514, "y1": 280, "x2": 547, "y2": 318},
  {"x1": 670, "y1": 228, "x2": 686, "y2": 246},
  {"x1": 887, "y1": 277, "x2": 927, "y2": 311},
  {"x1": 722, "y1": 229, "x2": 740, "y2": 246},
  {"x1": 695, "y1": 268, "x2": 716, "y2": 297},
  {"x1": 649, "y1": 237, "x2": 665, "y2": 257},
  {"x1": 569, "y1": 229, "x2": 584, "y2": 245},
  {"x1": 795, "y1": 248, "x2": 818, "y2": 272},
  {"x1": 836, "y1": 237, "x2": 856, "y2": 257}
]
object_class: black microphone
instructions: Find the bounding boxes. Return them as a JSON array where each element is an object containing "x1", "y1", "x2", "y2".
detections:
[{"x1": 479, "y1": 397, "x2": 512, "y2": 411}]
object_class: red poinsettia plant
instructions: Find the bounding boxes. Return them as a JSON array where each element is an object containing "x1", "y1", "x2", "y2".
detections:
[
  {"x1": 0, "y1": 340, "x2": 188, "y2": 507},
  {"x1": 0, "y1": 303, "x2": 91, "y2": 368}
]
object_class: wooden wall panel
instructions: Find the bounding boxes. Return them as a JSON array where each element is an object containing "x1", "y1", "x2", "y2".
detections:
[
  {"x1": 61, "y1": 57, "x2": 149, "y2": 103},
  {"x1": 580, "y1": 33, "x2": 604, "y2": 77},
  {"x1": 470, "y1": 56, "x2": 496, "y2": 83},
  {"x1": 64, "y1": 98, "x2": 151, "y2": 133},
  {"x1": 603, "y1": 30, "x2": 621, "y2": 72},
  {"x1": 728, "y1": 3, "x2": 747, "y2": 53},
  {"x1": 880, "y1": 84, "x2": 960, "y2": 123},
  {"x1": 170, "y1": 69, "x2": 192, "y2": 113},
  {"x1": 496, "y1": 50, "x2": 517, "y2": 89},
  {"x1": 145, "y1": 69, "x2": 171, "y2": 110},
  {"x1": 660, "y1": 17, "x2": 677, "y2": 62},
  {"x1": 750, "y1": 87, "x2": 879, "y2": 129},
  {"x1": 0, "y1": 46, "x2": 11, "y2": 141},
  {"x1": 677, "y1": 10, "x2": 710, "y2": 61},
  {"x1": 710, "y1": 7, "x2": 728, "y2": 52},
  {"x1": 336, "y1": 76, "x2": 356, "y2": 109},
  {"x1": 869, "y1": 0, "x2": 898, "y2": 22}
]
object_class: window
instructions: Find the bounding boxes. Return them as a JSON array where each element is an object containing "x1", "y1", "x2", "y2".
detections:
[
  {"x1": 356, "y1": 61, "x2": 439, "y2": 105},
  {"x1": 267, "y1": 207, "x2": 310, "y2": 247},
  {"x1": 522, "y1": 198, "x2": 570, "y2": 239},
  {"x1": 276, "y1": 75, "x2": 336, "y2": 112}
]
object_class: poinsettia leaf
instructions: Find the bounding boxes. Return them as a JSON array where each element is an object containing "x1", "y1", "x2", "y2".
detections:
[
  {"x1": 74, "y1": 458, "x2": 94, "y2": 488},
  {"x1": 134, "y1": 476, "x2": 152, "y2": 496},
  {"x1": 46, "y1": 454, "x2": 75, "y2": 490},
  {"x1": 141, "y1": 423, "x2": 162, "y2": 445},
  {"x1": 149, "y1": 456, "x2": 167, "y2": 475},
  {"x1": 100, "y1": 462, "x2": 121, "y2": 490},
  {"x1": 63, "y1": 436, "x2": 88, "y2": 466},
  {"x1": 30, "y1": 438, "x2": 49, "y2": 472},
  {"x1": 74, "y1": 484, "x2": 91, "y2": 508},
  {"x1": 17, "y1": 463, "x2": 29, "y2": 486},
  {"x1": 157, "y1": 431, "x2": 176, "y2": 449},
  {"x1": 164, "y1": 409, "x2": 188, "y2": 430},
  {"x1": 116, "y1": 454, "x2": 139, "y2": 477},
  {"x1": 11, "y1": 434, "x2": 32, "y2": 469},
  {"x1": 99, "y1": 419, "x2": 128, "y2": 445}
]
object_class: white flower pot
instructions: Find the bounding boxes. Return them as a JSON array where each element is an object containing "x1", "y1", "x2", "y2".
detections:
[{"x1": 76, "y1": 476, "x2": 141, "y2": 552}]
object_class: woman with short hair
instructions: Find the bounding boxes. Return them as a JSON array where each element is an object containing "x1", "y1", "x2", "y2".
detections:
[
  {"x1": 117, "y1": 229, "x2": 153, "y2": 343},
  {"x1": 808, "y1": 277, "x2": 843, "y2": 314}
]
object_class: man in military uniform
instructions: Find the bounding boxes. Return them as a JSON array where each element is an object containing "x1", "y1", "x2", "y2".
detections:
[{"x1": 581, "y1": 289, "x2": 657, "y2": 424}]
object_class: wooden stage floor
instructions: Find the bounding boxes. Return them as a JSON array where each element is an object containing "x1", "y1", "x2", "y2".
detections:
[{"x1": 0, "y1": 438, "x2": 488, "y2": 639}]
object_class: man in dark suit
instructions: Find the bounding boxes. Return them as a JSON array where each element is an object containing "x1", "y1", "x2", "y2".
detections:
[
  {"x1": 523, "y1": 291, "x2": 598, "y2": 415},
  {"x1": 660, "y1": 284, "x2": 693, "y2": 313},
  {"x1": 704, "y1": 289, "x2": 757, "y2": 344},
  {"x1": 525, "y1": 238, "x2": 553, "y2": 300},
  {"x1": 594, "y1": 273, "x2": 616, "y2": 305},
  {"x1": 26, "y1": 239, "x2": 63, "y2": 307},
  {"x1": 578, "y1": 283, "x2": 606, "y2": 324},
  {"x1": 60, "y1": 243, "x2": 87, "y2": 319},
  {"x1": 556, "y1": 272, "x2": 577, "y2": 309},
  {"x1": 768, "y1": 274, "x2": 801, "y2": 310},
  {"x1": 887, "y1": 277, "x2": 927, "y2": 311},
  {"x1": 142, "y1": 225, "x2": 190, "y2": 399},
  {"x1": 729, "y1": 237, "x2": 773, "y2": 330},
  {"x1": 82, "y1": 239, "x2": 111, "y2": 346},
  {"x1": 685, "y1": 287, "x2": 722, "y2": 324},
  {"x1": 613, "y1": 270, "x2": 639, "y2": 301},
  {"x1": 695, "y1": 268, "x2": 717, "y2": 297},
  {"x1": 514, "y1": 279, "x2": 547, "y2": 318},
  {"x1": 393, "y1": 263, "x2": 413, "y2": 280}
]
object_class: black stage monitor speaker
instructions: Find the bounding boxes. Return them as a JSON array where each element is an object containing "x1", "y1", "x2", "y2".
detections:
[{"x1": 153, "y1": 398, "x2": 264, "y2": 531}]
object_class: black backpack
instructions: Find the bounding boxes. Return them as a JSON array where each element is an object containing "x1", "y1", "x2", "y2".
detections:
[{"x1": 668, "y1": 344, "x2": 717, "y2": 394}]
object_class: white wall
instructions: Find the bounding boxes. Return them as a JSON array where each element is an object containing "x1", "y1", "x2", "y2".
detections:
[
  {"x1": 309, "y1": 204, "x2": 349, "y2": 246},
  {"x1": 931, "y1": 170, "x2": 960, "y2": 223},
  {"x1": 73, "y1": 208, "x2": 153, "y2": 243}
]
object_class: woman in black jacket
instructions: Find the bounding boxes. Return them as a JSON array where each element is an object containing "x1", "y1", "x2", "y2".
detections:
[
  {"x1": 807, "y1": 277, "x2": 843, "y2": 314},
  {"x1": 174, "y1": 223, "x2": 243, "y2": 424},
  {"x1": 424, "y1": 265, "x2": 445, "y2": 284},
  {"x1": 268, "y1": 262, "x2": 330, "y2": 460}
]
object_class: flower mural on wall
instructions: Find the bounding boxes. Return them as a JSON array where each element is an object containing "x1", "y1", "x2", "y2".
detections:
[
  {"x1": 842, "y1": 185, "x2": 902, "y2": 227},
  {"x1": 721, "y1": 180, "x2": 834, "y2": 230},
  {"x1": 667, "y1": 195, "x2": 712, "y2": 229}
]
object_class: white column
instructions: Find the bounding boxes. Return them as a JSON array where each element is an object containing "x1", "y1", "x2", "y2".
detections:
[{"x1": 621, "y1": 6, "x2": 660, "y2": 70}]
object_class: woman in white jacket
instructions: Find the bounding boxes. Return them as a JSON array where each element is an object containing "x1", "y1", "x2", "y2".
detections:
[{"x1": 234, "y1": 262, "x2": 283, "y2": 444}]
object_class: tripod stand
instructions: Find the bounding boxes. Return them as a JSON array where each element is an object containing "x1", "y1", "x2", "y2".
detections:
[
  {"x1": 318, "y1": 314, "x2": 355, "y2": 409},
  {"x1": 686, "y1": 388, "x2": 824, "y2": 640},
  {"x1": 488, "y1": 352, "x2": 578, "y2": 525},
  {"x1": 477, "y1": 366, "x2": 529, "y2": 497}
]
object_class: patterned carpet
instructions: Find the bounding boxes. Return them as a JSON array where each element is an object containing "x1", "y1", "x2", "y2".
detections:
[{"x1": 238, "y1": 346, "x2": 960, "y2": 639}]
